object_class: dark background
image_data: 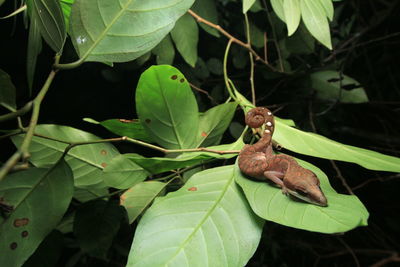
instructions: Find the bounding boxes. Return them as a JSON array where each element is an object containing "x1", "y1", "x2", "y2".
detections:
[{"x1": 1, "y1": 0, "x2": 400, "y2": 266}]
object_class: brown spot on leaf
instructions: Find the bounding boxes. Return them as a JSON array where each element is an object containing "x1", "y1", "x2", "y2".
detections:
[
  {"x1": 201, "y1": 131, "x2": 208, "y2": 137},
  {"x1": 118, "y1": 119, "x2": 133, "y2": 123},
  {"x1": 180, "y1": 78, "x2": 185, "y2": 83},
  {"x1": 13, "y1": 218, "x2": 29, "y2": 227},
  {"x1": 188, "y1": 187, "x2": 197, "y2": 191},
  {"x1": 21, "y1": 231, "x2": 28, "y2": 238},
  {"x1": 145, "y1": 119, "x2": 151, "y2": 124},
  {"x1": 101, "y1": 162, "x2": 107, "y2": 168},
  {"x1": 100, "y1": 149, "x2": 107, "y2": 155},
  {"x1": 171, "y1": 75, "x2": 178, "y2": 80},
  {"x1": 10, "y1": 242, "x2": 17, "y2": 250}
]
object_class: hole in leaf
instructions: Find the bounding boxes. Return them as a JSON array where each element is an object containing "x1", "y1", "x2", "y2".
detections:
[
  {"x1": 180, "y1": 78, "x2": 185, "y2": 83},
  {"x1": 145, "y1": 119, "x2": 151, "y2": 124},
  {"x1": 171, "y1": 75, "x2": 178, "y2": 80},
  {"x1": 327, "y1": 77, "x2": 343, "y2": 83}
]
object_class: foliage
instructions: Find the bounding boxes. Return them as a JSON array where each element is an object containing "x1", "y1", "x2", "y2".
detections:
[{"x1": 1, "y1": 0, "x2": 400, "y2": 266}]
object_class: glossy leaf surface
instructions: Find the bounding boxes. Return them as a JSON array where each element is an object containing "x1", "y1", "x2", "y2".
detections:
[
  {"x1": 0, "y1": 161, "x2": 73, "y2": 267},
  {"x1": 128, "y1": 165, "x2": 264, "y2": 267},
  {"x1": 11, "y1": 124, "x2": 120, "y2": 186},
  {"x1": 136, "y1": 65, "x2": 199, "y2": 149},
  {"x1": 103, "y1": 154, "x2": 148, "y2": 189},
  {"x1": 234, "y1": 159, "x2": 369, "y2": 233},
  {"x1": 120, "y1": 181, "x2": 167, "y2": 223},
  {"x1": 70, "y1": 0, "x2": 194, "y2": 63},
  {"x1": 27, "y1": 0, "x2": 66, "y2": 52},
  {"x1": 171, "y1": 13, "x2": 199, "y2": 67}
]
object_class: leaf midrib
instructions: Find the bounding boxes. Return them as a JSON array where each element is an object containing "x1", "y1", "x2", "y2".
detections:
[{"x1": 165, "y1": 168, "x2": 233, "y2": 265}]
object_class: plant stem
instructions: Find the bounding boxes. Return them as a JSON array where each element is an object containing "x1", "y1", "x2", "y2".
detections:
[
  {"x1": 244, "y1": 13, "x2": 256, "y2": 106},
  {"x1": 0, "y1": 101, "x2": 33, "y2": 122},
  {"x1": 0, "y1": 68, "x2": 58, "y2": 181}
]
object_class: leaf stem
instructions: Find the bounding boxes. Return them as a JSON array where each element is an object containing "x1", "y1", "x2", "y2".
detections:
[
  {"x1": 0, "y1": 101, "x2": 33, "y2": 122},
  {"x1": 244, "y1": 13, "x2": 256, "y2": 105}
]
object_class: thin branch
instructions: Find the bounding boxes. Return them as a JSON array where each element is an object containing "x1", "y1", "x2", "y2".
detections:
[
  {"x1": 0, "y1": 101, "x2": 33, "y2": 122},
  {"x1": 337, "y1": 237, "x2": 360, "y2": 267},
  {"x1": 189, "y1": 82, "x2": 218, "y2": 104},
  {"x1": 188, "y1": 9, "x2": 279, "y2": 72},
  {"x1": 244, "y1": 13, "x2": 256, "y2": 106},
  {"x1": 0, "y1": 68, "x2": 58, "y2": 181},
  {"x1": 352, "y1": 174, "x2": 400, "y2": 191},
  {"x1": 370, "y1": 253, "x2": 400, "y2": 267}
]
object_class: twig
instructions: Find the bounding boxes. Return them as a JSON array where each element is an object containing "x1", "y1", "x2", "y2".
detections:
[
  {"x1": 337, "y1": 237, "x2": 360, "y2": 267},
  {"x1": 244, "y1": 13, "x2": 256, "y2": 106},
  {"x1": 0, "y1": 68, "x2": 58, "y2": 181},
  {"x1": 330, "y1": 160, "x2": 354, "y2": 195},
  {"x1": 188, "y1": 9, "x2": 279, "y2": 72},
  {"x1": 352, "y1": 174, "x2": 400, "y2": 191},
  {"x1": 0, "y1": 101, "x2": 33, "y2": 122},
  {"x1": 189, "y1": 82, "x2": 218, "y2": 104},
  {"x1": 370, "y1": 253, "x2": 400, "y2": 267}
]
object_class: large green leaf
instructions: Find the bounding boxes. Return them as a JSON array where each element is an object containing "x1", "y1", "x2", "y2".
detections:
[
  {"x1": 11, "y1": 124, "x2": 120, "y2": 187},
  {"x1": 127, "y1": 165, "x2": 264, "y2": 267},
  {"x1": 310, "y1": 70, "x2": 368, "y2": 103},
  {"x1": 26, "y1": 16, "x2": 42, "y2": 92},
  {"x1": 126, "y1": 139, "x2": 244, "y2": 174},
  {"x1": 152, "y1": 34, "x2": 175, "y2": 65},
  {"x1": 234, "y1": 159, "x2": 368, "y2": 233},
  {"x1": 196, "y1": 102, "x2": 238, "y2": 147},
  {"x1": 273, "y1": 120, "x2": 400, "y2": 172},
  {"x1": 102, "y1": 154, "x2": 149, "y2": 189},
  {"x1": 171, "y1": 13, "x2": 199, "y2": 67},
  {"x1": 283, "y1": 0, "x2": 301, "y2": 36},
  {"x1": 300, "y1": 0, "x2": 332, "y2": 49},
  {"x1": 69, "y1": 0, "x2": 194, "y2": 63},
  {"x1": 27, "y1": 0, "x2": 66, "y2": 52},
  {"x1": 85, "y1": 118, "x2": 154, "y2": 143},
  {"x1": 191, "y1": 0, "x2": 220, "y2": 37},
  {"x1": 0, "y1": 69, "x2": 16, "y2": 111},
  {"x1": 120, "y1": 181, "x2": 167, "y2": 223},
  {"x1": 0, "y1": 161, "x2": 73, "y2": 267},
  {"x1": 73, "y1": 200, "x2": 125, "y2": 259},
  {"x1": 136, "y1": 65, "x2": 199, "y2": 149}
]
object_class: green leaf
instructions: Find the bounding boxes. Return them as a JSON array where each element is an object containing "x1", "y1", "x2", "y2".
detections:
[
  {"x1": 95, "y1": 118, "x2": 154, "y2": 143},
  {"x1": 300, "y1": 0, "x2": 332, "y2": 49},
  {"x1": 196, "y1": 102, "x2": 238, "y2": 147},
  {"x1": 319, "y1": 0, "x2": 334, "y2": 21},
  {"x1": 249, "y1": 22, "x2": 265, "y2": 48},
  {"x1": 243, "y1": 0, "x2": 257, "y2": 13},
  {"x1": 73, "y1": 186, "x2": 109, "y2": 203},
  {"x1": 270, "y1": 0, "x2": 286, "y2": 22},
  {"x1": 136, "y1": 65, "x2": 199, "y2": 149},
  {"x1": 235, "y1": 159, "x2": 368, "y2": 233},
  {"x1": 59, "y1": 0, "x2": 74, "y2": 32},
  {"x1": 27, "y1": 17, "x2": 42, "y2": 93},
  {"x1": 310, "y1": 70, "x2": 368, "y2": 103},
  {"x1": 27, "y1": 0, "x2": 66, "y2": 52},
  {"x1": 283, "y1": 0, "x2": 301, "y2": 35},
  {"x1": 191, "y1": 0, "x2": 220, "y2": 37},
  {"x1": 120, "y1": 181, "x2": 167, "y2": 223},
  {"x1": 11, "y1": 124, "x2": 120, "y2": 187},
  {"x1": 152, "y1": 34, "x2": 175, "y2": 65},
  {"x1": 103, "y1": 154, "x2": 149, "y2": 189},
  {"x1": 70, "y1": 0, "x2": 194, "y2": 63},
  {"x1": 74, "y1": 200, "x2": 125, "y2": 259},
  {"x1": 126, "y1": 140, "x2": 244, "y2": 175},
  {"x1": 128, "y1": 165, "x2": 264, "y2": 266},
  {"x1": 0, "y1": 69, "x2": 16, "y2": 111},
  {"x1": 274, "y1": 120, "x2": 400, "y2": 172},
  {"x1": 0, "y1": 161, "x2": 74, "y2": 267},
  {"x1": 171, "y1": 13, "x2": 199, "y2": 67},
  {"x1": 285, "y1": 23, "x2": 315, "y2": 54}
]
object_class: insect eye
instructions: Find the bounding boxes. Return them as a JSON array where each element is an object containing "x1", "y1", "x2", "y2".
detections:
[{"x1": 295, "y1": 189, "x2": 308, "y2": 196}]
